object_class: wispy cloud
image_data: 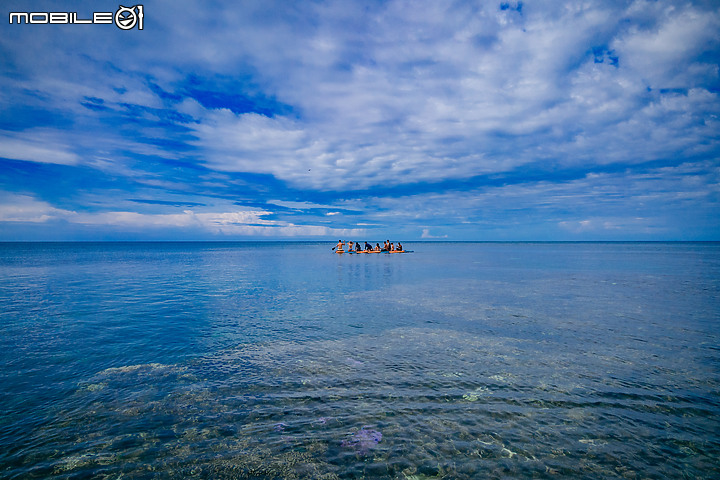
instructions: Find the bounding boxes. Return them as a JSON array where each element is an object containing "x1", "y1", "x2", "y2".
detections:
[
  {"x1": 0, "y1": 130, "x2": 80, "y2": 165},
  {"x1": 0, "y1": 192, "x2": 363, "y2": 238}
]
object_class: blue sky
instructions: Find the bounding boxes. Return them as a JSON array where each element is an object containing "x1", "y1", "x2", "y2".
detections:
[{"x1": 1, "y1": 0, "x2": 718, "y2": 241}]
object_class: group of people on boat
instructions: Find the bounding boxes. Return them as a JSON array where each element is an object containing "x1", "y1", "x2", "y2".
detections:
[{"x1": 335, "y1": 240, "x2": 404, "y2": 253}]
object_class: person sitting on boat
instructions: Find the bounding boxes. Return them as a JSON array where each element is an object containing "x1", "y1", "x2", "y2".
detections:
[
  {"x1": 335, "y1": 240, "x2": 344, "y2": 251},
  {"x1": 389, "y1": 242, "x2": 395, "y2": 252},
  {"x1": 396, "y1": 242, "x2": 403, "y2": 252},
  {"x1": 374, "y1": 243, "x2": 381, "y2": 252},
  {"x1": 364, "y1": 242, "x2": 372, "y2": 251},
  {"x1": 355, "y1": 242, "x2": 362, "y2": 252},
  {"x1": 347, "y1": 241, "x2": 354, "y2": 252}
]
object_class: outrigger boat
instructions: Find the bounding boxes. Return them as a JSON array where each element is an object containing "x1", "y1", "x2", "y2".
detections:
[
  {"x1": 336, "y1": 250, "x2": 411, "y2": 254},
  {"x1": 333, "y1": 245, "x2": 412, "y2": 254}
]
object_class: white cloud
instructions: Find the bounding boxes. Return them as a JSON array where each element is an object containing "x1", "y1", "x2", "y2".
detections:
[
  {"x1": 0, "y1": 130, "x2": 80, "y2": 165},
  {"x1": 170, "y1": 0, "x2": 719, "y2": 192},
  {"x1": 616, "y1": 2, "x2": 720, "y2": 89},
  {"x1": 0, "y1": 194, "x2": 76, "y2": 222},
  {"x1": 192, "y1": 110, "x2": 310, "y2": 178},
  {"x1": 421, "y1": 228, "x2": 448, "y2": 239}
]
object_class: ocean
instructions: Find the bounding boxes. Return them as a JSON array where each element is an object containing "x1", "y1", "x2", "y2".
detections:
[{"x1": 0, "y1": 241, "x2": 718, "y2": 479}]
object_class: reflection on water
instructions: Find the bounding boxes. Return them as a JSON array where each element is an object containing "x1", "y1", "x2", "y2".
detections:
[{"x1": 0, "y1": 242, "x2": 719, "y2": 478}]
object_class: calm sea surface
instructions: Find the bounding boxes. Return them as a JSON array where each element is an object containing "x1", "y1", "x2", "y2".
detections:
[{"x1": 0, "y1": 242, "x2": 718, "y2": 479}]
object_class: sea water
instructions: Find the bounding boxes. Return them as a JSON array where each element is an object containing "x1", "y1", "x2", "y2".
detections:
[{"x1": 0, "y1": 241, "x2": 718, "y2": 479}]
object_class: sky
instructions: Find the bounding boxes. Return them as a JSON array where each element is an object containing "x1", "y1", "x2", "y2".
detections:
[{"x1": 0, "y1": 0, "x2": 718, "y2": 241}]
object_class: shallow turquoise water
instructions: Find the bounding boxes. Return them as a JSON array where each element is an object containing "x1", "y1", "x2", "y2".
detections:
[{"x1": 0, "y1": 242, "x2": 718, "y2": 478}]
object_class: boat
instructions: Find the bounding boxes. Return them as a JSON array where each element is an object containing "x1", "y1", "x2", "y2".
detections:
[
  {"x1": 342, "y1": 249, "x2": 413, "y2": 254},
  {"x1": 334, "y1": 243, "x2": 412, "y2": 254}
]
